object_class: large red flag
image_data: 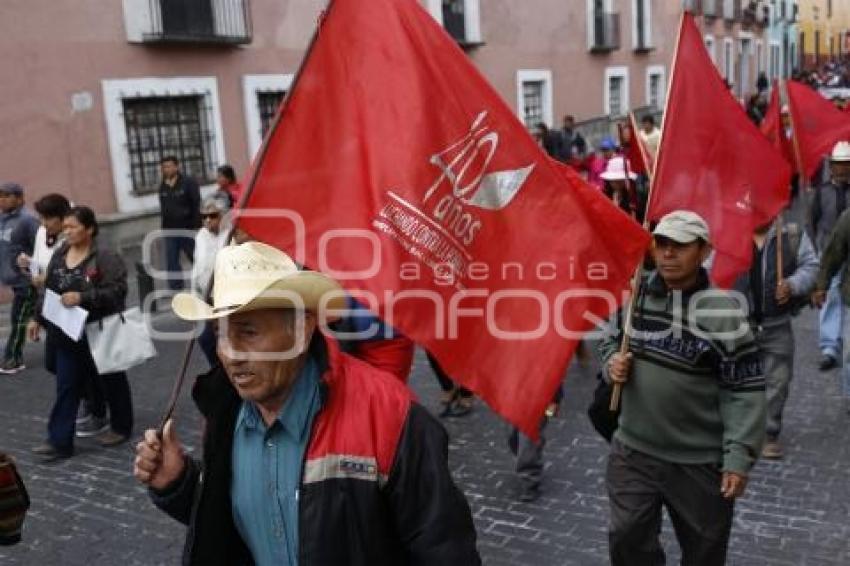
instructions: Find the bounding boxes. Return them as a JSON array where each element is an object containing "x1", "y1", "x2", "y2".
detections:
[
  {"x1": 786, "y1": 80, "x2": 850, "y2": 179},
  {"x1": 760, "y1": 84, "x2": 795, "y2": 168},
  {"x1": 649, "y1": 13, "x2": 791, "y2": 288},
  {"x1": 238, "y1": 0, "x2": 650, "y2": 437}
]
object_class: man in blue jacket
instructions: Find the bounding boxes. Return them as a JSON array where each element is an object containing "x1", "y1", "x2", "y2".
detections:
[{"x1": 0, "y1": 182, "x2": 39, "y2": 374}]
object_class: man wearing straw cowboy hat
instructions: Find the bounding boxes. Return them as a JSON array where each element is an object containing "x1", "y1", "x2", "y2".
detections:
[
  {"x1": 597, "y1": 211, "x2": 765, "y2": 566},
  {"x1": 810, "y1": 141, "x2": 850, "y2": 371},
  {"x1": 133, "y1": 242, "x2": 480, "y2": 565}
]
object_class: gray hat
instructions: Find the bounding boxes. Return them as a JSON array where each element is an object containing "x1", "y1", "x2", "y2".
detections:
[
  {"x1": 0, "y1": 182, "x2": 23, "y2": 196},
  {"x1": 653, "y1": 210, "x2": 710, "y2": 245}
]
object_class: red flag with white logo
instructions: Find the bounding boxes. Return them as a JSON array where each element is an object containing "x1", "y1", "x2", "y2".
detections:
[
  {"x1": 786, "y1": 80, "x2": 850, "y2": 179},
  {"x1": 649, "y1": 13, "x2": 791, "y2": 288},
  {"x1": 238, "y1": 0, "x2": 650, "y2": 437}
]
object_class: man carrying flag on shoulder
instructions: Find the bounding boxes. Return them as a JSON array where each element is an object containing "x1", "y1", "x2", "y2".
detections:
[
  {"x1": 597, "y1": 211, "x2": 765, "y2": 566},
  {"x1": 734, "y1": 216, "x2": 818, "y2": 460}
]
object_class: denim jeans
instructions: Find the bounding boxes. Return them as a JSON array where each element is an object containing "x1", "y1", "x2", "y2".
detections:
[
  {"x1": 164, "y1": 236, "x2": 195, "y2": 291},
  {"x1": 819, "y1": 274, "x2": 845, "y2": 359},
  {"x1": 48, "y1": 339, "x2": 134, "y2": 453},
  {"x1": 841, "y1": 313, "x2": 850, "y2": 400},
  {"x1": 198, "y1": 321, "x2": 219, "y2": 368}
]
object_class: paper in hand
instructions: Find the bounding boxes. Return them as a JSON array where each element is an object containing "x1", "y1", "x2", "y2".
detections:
[{"x1": 42, "y1": 289, "x2": 89, "y2": 341}]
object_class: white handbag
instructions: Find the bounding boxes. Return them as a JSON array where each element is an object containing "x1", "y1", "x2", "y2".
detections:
[{"x1": 85, "y1": 307, "x2": 157, "y2": 374}]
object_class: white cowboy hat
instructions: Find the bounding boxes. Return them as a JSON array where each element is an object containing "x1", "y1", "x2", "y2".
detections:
[
  {"x1": 599, "y1": 156, "x2": 638, "y2": 181},
  {"x1": 831, "y1": 141, "x2": 850, "y2": 162},
  {"x1": 172, "y1": 242, "x2": 346, "y2": 321}
]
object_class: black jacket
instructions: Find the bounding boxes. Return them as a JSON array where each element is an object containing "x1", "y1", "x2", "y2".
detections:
[
  {"x1": 149, "y1": 336, "x2": 480, "y2": 565},
  {"x1": 35, "y1": 242, "x2": 127, "y2": 346},
  {"x1": 159, "y1": 174, "x2": 201, "y2": 230}
]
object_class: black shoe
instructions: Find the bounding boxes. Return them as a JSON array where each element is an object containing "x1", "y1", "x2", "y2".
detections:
[
  {"x1": 819, "y1": 354, "x2": 838, "y2": 371},
  {"x1": 31, "y1": 442, "x2": 72, "y2": 462},
  {"x1": 519, "y1": 484, "x2": 541, "y2": 503}
]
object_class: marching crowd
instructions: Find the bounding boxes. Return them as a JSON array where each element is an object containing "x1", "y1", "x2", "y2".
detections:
[{"x1": 3, "y1": 96, "x2": 850, "y2": 566}]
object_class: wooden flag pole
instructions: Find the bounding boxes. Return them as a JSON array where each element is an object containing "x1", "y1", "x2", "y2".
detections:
[
  {"x1": 157, "y1": 1, "x2": 337, "y2": 433},
  {"x1": 609, "y1": 11, "x2": 686, "y2": 412},
  {"x1": 781, "y1": 79, "x2": 809, "y2": 193}
]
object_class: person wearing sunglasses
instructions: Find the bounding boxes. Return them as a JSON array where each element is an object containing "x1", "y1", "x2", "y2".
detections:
[{"x1": 192, "y1": 194, "x2": 232, "y2": 366}]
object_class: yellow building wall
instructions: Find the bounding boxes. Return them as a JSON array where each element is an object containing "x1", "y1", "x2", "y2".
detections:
[{"x1": 799, "y1": 0, "x2": 850, "y2": 65}]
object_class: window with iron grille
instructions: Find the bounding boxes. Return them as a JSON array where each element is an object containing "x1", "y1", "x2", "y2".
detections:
[
  {"x1": 123, "y1": 95, "x2": 216, "y2": 193},
  {"x1": 648, "y1": 74, "x2": 661, "y2": 109},
  {"x1": 522, "y1": 81, "x2": 544, "y2": 128},
  {"x1": 258, "y1": 91, "x2": 286, "y2": 138},
  {"x1": 608, "y1": 76, "x2": 624, "y2": 116}
]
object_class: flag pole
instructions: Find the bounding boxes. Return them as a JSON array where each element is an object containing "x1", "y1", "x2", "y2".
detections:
[
  {"x1": 781, "y1": 79, "x2": 810, "y2": 193},
  {"x1": 157, "y1": 0, "x2": 338, "y2": 433},
  {"x1": 610, "y1": 11, "x2": 686, "y2": 412}
]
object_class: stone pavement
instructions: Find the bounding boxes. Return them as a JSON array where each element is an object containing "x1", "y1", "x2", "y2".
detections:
[{"x1": 1, "y1": 308, "x2": 849, "y2": 565}]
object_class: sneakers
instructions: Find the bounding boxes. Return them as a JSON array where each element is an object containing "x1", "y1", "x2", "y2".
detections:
[
  {"x1": 96, "y1": 430, "x2": 129, "y2": 447},
  {"x1": 31, "y1": 442, "x2": 72, "y2": 462},
  {"x1": 819, "y1": 354, "x2": 838, "y2": 371},
  {"x1": 76, "y1": 416, "x2": 110, "y2": 438},
  {"x1": 76, "y1": 402, "x2": 93, "y2": 427},
  {"x1": 0, "y1": 359, "x2": 25, "y2": 375},
  {"x1": 762, "y1": 440, "x2": 784, "y2": 460}
]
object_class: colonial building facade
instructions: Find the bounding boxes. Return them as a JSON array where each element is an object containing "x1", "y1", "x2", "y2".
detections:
[
  {"x1": 798, "y1": 0, "x2": 850, "y2": 67},
  {"x1": 0, "y1": 0, "x2": 794, "y2": 247}
]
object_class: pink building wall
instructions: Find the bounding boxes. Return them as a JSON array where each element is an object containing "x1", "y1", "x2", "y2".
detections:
[
  {"x1": 468, "y1": 0, "x2": 677, "y2": 122},
  {"x1": 0, "y1": 0, "x2": 324, "y2": 216},
  {"x1": 0, "y1": 0, "x2": 766, "y2": 219}
]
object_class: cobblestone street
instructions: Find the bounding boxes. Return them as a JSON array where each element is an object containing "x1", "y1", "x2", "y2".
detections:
[{"x1": 1, "y1": 308, "x2": 849, "y2": 565}]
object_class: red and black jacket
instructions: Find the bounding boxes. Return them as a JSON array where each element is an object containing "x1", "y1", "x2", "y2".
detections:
[{"x1": 149, "y1": 335, "x2": 480, "y2": 565}]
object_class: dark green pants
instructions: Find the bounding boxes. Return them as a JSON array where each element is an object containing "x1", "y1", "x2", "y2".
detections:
[{"x1": 4, "y1": 286, "x2": 34, "y2": 364}]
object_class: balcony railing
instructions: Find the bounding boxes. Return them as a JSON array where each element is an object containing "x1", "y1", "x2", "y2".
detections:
[
  {"x1": 442, "y1": 0, "x2": 466, "y2": 43},
  {"x1": 722, "y1": 0, "x2": 735, "y2": 20},
  {"x1": 143, "y1": 0, "x2": 252, "y2": 45},
  {"x1": 591, "y1": 12, "x2": 620, "y2": 53}
]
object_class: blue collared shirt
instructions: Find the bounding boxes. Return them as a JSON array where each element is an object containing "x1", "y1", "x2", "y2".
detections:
[{"x1": 231, "y1": 357, "x2": 321, "y2": 566}]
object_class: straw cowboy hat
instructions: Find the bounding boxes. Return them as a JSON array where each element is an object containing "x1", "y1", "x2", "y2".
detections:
[
  {"x1": 600, "y1": 156, "x2": 638, "y2": 181},
  {"x1": 172, "y1": 242, "x2": 346, "y2": 321}
]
